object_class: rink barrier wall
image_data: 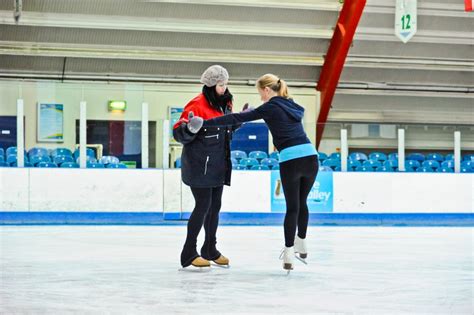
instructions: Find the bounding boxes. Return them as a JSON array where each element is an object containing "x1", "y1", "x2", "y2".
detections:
[{"x1": 0, "y1": 169, "x2": 472, "y2": 226}]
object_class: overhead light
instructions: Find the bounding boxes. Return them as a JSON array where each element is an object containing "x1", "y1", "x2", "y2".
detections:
[{"x1": 108, "y1": 100, "x2": 126, "y2": 112}]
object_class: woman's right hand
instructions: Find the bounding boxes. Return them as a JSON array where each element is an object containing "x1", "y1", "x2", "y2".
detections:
[{"x1": 187, "y1": 111, "x2": 203, "y2": 133}]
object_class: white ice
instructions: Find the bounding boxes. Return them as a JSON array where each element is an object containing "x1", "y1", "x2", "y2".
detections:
[{"x1": 0, "y1": 226, "x2": 472, "y2": 314}]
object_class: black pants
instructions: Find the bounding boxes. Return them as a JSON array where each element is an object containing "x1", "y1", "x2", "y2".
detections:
[
  {"x1": 279, "y1": 155, "x2": 319, "y2": 247},
  {"x1": 181, "y1": 186, "x2": 224, "y2": 267}
]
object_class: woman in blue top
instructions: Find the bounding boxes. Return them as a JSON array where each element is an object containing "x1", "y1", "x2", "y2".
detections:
[{"x1": 201, "y1": 73, "x2": 319, "y2": 271}]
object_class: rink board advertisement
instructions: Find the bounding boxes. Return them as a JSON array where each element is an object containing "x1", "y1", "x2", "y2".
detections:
[{"x1": 270, "y1": 170, "x2": 333, "y2": 213}]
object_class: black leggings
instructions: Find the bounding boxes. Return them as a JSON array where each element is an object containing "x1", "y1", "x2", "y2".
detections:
[
  {"x1": 181, "y1": 186, "x2": 223, "y2": 267},
  {"x1": 279, "y1": 155, "x2": 319, "y2": 247}
]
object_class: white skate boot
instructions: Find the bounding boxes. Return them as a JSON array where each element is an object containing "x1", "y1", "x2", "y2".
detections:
[
  {"x1": 279, "y1": 246, "x2": 294, "y2": 274},
  {"x1": 294, "y1": 236, "x2": 308, "y2": 264}
]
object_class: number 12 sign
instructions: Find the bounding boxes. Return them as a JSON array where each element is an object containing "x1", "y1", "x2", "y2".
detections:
[{"x1": 395, "y1": 0, "x2": 417, "y2": 43}]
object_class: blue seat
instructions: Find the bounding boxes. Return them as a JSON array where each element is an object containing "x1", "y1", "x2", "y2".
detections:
[
  {"x1": 231, "y1": 150, "x2": 247, "y2": 161},
  {"x1": 6, "y1": 146, "x2": 26, "y2": 157},
  {"x1": 405, "y1": 160, "x2": 421, "y2": 169},
  {"x1": 272, "y1": 165, "x2": 280, "y2": 170},
  {"x1": 362, "y1": 160, "x2": 382, "y2": 169},
  {"x1": 37, "y1": 161, "x2": 57, "y2": 168},
  {"x1": 106, "y1": 163, "x2": 127, "y2": 168},
  {"x1": 28, "y1": 147, "x2": 49, "y2": 159},
  {"x1": 320, "y1": 166, "x2": 333, "y2": 172},
  {"x1": 260, "y1": 158, "x2": 279, "y2": 168},
  {"x1": 230, "y1": 157, "x2": 238, "y2": 166},
  {"x1": 349, "y1": 152, "x2": 368, "y2": 161},
  {"x1": 30, "y1": 155, "x2": 51, "y2": 166},
  {"x1": 403, "y1": 167, "x2": 415, "y2": 172},
  {"x1": 425, "y1": 153, "x2": 444, "y2": 162},
  {"x1": 441, "y1": 160, "x2": 454, "y2": 169},
  {"x1": 76, "y1": 156, "x2": 97, "y2": 164},
  {"x1": 61, "y1": 162, "x2": 79, "y2": 168},
  {"x1": 461, "y1": 160, "x2": 473, "y2": 170},
  {"x1": 461, "y1": 167, "x2": 473, "y2": 173},
  {"x1": 437, "y1": 167, "x2": 453, "y2": 173},
  {"x1": 376, "y1": 166, "x2": 392, "y2": 172},
  {"x1": 74, "y1": 148, "x2": 96, "y2": 160},
  {"x1": 422, "y1": 160, "x2": 440, "y2": 170},
  {"x1": 318, "y1": 152, "x2": 328, "y2": 161},
  {"x1": 0, "y1": 156, "x2": 4, "y2": 163},
  {"x1": 51, "y1": 148, "x2": 73, "y2": 158},
  {"x1": 388, "y1": 153, "x2": 398, "y2": 161},
  {"x1": 329, "y1": 152, "x2": 341, "y2": 160},
  {"x1": 348, "y1": 159, "x2": 361, "y2": 170},
  {"x1": 334, "y1": 166, "x2": 341, "y2": 172},
  {"x1": 10, "y1": 162, "x2": 33, "y2": 167},
  {"x1": 416, "y1": 166, "x2": 434, "y2": 173},
  {"x1": 383, "y1": 159, "x2": 398, "y2": 169},
  {"x1": 54, "y1": 155, "x2": 74, "y2": 165},
  {"x1": 233, "y1": 164, "x2": 247, "y2": 170},
  {"x1": 407, "y1": 153, "x2": 425, "y2": 162},
  {"x1": 355, "y1": 166, "x2": 372, "y2": 172},
  {"x1": 87, "y1": 162, "x2": 105, "y2": 168},
  {"x1": 100, "y1": 155, "x2": 120, "y2": 165},
  {"x1": 175, "y1": 157, "x2": 182, "y2": 168},
  {"x1": 6, "y1": 154, "x2": 29, "y2": 166},
  {"x1": 239, "y1": 158, "x2": 259, "y2": 168},
  {"x1": 322, "y1": 158, "x2": 340, "y2": 170},
  {"x1": 248, "y1": 151, "x2": 268, "y2": 161},
  {"x1": 369, "y1": 152, "x2": 387, "y2": 162},
  {"x1": 250, "y1": 165, "x2": 270, "y2": 171},
  {"x1": 463, "y1": 154, "x2": 474, "y2": 162},
  {"x1": 445, "y1": 154, "x2": 454, "y2": 161},
  {"x1": 269, "y1": 151, "x2": 280, "y2": 160},
  {"x1": 0, "y1": 161, "x2": 8, "y2": 167},
  {"x1": 0, "y1": 148, "x2": 4, "y2": 159}
]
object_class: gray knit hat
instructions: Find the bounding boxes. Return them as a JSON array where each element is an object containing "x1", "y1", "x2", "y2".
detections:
[{"x1": 200, "y1": 65, "x2": 229, "y2": 87}]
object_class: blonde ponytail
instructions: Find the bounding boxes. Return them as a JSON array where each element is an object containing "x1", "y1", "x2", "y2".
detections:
[{"x1": 256, "y1": 74, "x2": 290, "y2": 99}]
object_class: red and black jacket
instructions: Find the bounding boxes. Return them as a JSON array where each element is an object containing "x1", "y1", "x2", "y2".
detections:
[{"x1": 173, "y1": 93, "x2": 235, "y2": 188}]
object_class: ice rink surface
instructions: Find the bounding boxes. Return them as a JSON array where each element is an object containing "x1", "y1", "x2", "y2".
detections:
[{"x1": 1, "y1": 226, "x2": 472, "y2": 314}]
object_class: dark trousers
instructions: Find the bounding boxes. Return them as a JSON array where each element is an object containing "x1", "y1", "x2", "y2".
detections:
[
  {"x1": 181, "y1": 186, "x2": 224, "y2": 267},
  {"x1": 279, "y1": 155, "x2": 319, "y2": 247}
]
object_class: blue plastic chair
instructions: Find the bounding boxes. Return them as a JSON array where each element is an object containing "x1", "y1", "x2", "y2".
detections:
[
  {"x1": 30, "y1": 155, "x2": 51, "y2": 166},
  {"x1": 441, "y1": 160, "x2": 454, "y2": 169},
  {"x1": 54, "y1": 155, "x2": 74, "y2": 166},
  {"x1": 87, "y1": 162, "x2": 105, "y2": 168},
  {"x1": 0, "y1": 148, "x2": 4, "y2": 159},
  {"x1": 100, "y1": 156, "x2": 120, "y2": 165},
  {"x1": 175, "y1": 157, "x2": 182, "y2": 168},
  {"x1": 320, "y1": 166, "x2": 333, "y2": 172},
  {"x1": 383, "y1": 159, "x2": 398, "y2": 169},
  {"x1": 405, "y1": 160, "x2": 421, "y2": 169},
  {"x1": 403, "y1": 167, "x2": 415, "y2": 172},
  {"x1": 233, "y1": 165, "x2": 247, "y2": 170},
  {"x1": 28, "y1": 147, "x2": 49, "y2": 159},
  {"x1": 362, "y1": 160, "x2": 382, "y2": 169},
  {"x1": 260, "y1": 158, "x2": 279, "y2": 169},
  {"x1": 106, "y1": 163, "x2": 127, "y2": 168},
  {"x1": 425, "y1": 153, "x2": 444, "y2": 162},
  {"x1": 407, "y1": 153, "x2": 425, "y2": 162},
  {"x1": 74, "y1": 148, "x2": 96, "y2": 160},
  {"x1": 37, "y1": 161, "x2": 57, "y2": 168},
  {"x1": 416, "y1": 166, "x2": 434, "y2": 173},
  {"x1": 329, "y1": 152, "x2": 341, "y2": 160},
  {"x1": 461, "y1": 160, "x2": 473, "y2": 170},
  {"x1": 334, "y1": 166, "x2": 341, "y2": 172},
  {"x1": 348, "y1": 159, "x2": 361, "y2": 170},
  {"x1": 76, "y1": 156, "x2": 97, "y2": 164},
  {"x1": 422, "y1": 160, "x2": 440, "y2": 170},
  {"x1": 445, "y1": 154, "x2": 454, "y2": 161},
  {"x1": 271, "y1": 165, "x2": 280, "y2": 170},
  {"x1": 51, "y1": 148, "x2": 73, "y2": 158},
  {"x1": 322, "y1": 158, "x2": 340, "y2": 170},
  {"x1": 61, "y1": 162, "x2": 79, "y2": 168},
  {"x1": 248, "y1": 151, "x2": 268, "y2": 161},
  {"x1": 230, "y1": 157, "x2": 238, "y2": 166},
  {"x1": 463, "y1": 154, "x2": 474, "y2": 162},
  {"x1": 349, "y1": 152, "x2": 368, "y2": 161},
  {"x1": 250, "y1": 165, "x2": 270, "y2": 171},
  {"x1": 437, "y1": 167, "x2": 453, "y2": 173},
  {"x1": 376, "y1": 166, "x2": 392, "y2": 172},
  {"x1": 269, "y1": 151, "x2": 280, "y2": 160},
  {"x1": 369, "y1": 152, "x2": 387, "y2": 162},
  {"x1": 318, "y1": 152, "x2": 328, "y2": 161},
  {"x1": 239, "y1": 158, "x2": 259, "y2": 169},
  {"x1": 0, "y1": 161, "x2": 8, "y2": 167},
  {"x1": 388, "y1": 153, "x2": 398, "y2": 161},
  {"x1": 461, "y1": 167, "x2": 473, "y2": 173},
  {"x1": 231, "y1": 150, "x2": 247, "y2": 161},
  {"x1": 355, "y1": 166, "x2": 372, "y2": 172}
]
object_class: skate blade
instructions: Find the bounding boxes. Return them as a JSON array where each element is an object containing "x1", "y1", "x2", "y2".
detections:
[
  {"x1": 178, "y1": 266, "x2": 211, "y2": 272},
  {"x1": 295, "y1": 255, "x2": 308, "y2": 265},
  {"x1": 211, "y1": 262, "x2": 230, "y2": 269}
]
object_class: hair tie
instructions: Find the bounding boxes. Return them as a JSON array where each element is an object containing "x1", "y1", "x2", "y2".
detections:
[{"x1": 277, "y1": 79, "x2": 281, "y2": 85}]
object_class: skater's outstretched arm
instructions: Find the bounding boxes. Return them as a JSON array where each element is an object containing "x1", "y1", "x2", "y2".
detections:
[{"x1": 203, "y1": 102, "x2": 273, "y2": 128}]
